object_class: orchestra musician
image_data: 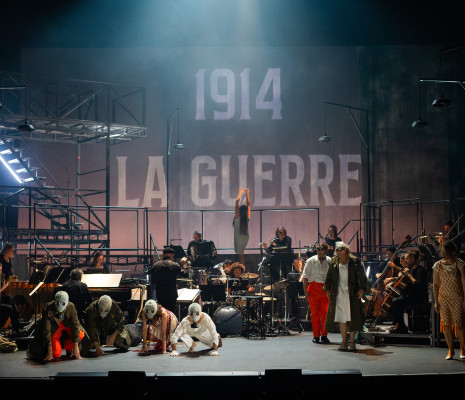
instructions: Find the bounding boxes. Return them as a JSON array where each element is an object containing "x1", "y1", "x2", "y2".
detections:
[
  {"x1": 210, "y1": 259, "x2": 233, "y2": 283},
  {"x1": 86, "y1": 251, "x2": 109, "y2": 273},
  {"x1": 262, "y1": 227, "x2": 293, "y2": 283},
  {"x1": 324, "y1": 225, "x2": 342, "y2": 258},
  {"x1": 388, "y1": 249, "x2": 429, "y2": 334},
  {"x1": 0, "y1": 243, "x2": 22, "y2": 335},
  {"x1": 187, "y1": 231, "x2": 217, "y2": 270},
  {"x1": 0, "y1": 243, "x2": 15, "y2": 279},
  {"x1": 229, "y1": 263, "x2": 255, "y2": 294},
  {"x1": 372, "y1": 246, "x2": 402, "y2": 282},
  {"x1": 439, "y1": 220, "x2": 462, "y2": 254}
]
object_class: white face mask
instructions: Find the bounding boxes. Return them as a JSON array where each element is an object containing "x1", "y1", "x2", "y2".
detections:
[
  {"x1": 98, "y1": 295, "x2": 112, "y2": 318},
  {"x1": 145, "y1": 300, "x2": 157, "y2": 319},
  {"x1": 55, "y1": 291, "x2": 69, "y2": 313},
  {"x1": 188, "y1": 303, "x2": 202, "y2": 323}
]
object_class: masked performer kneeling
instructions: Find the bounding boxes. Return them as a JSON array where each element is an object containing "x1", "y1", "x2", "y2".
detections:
[
  {"x1": 140, "y1": 299, "x2": 178, "y2": 355},
  {"x1": 80, "y1": 295, "x2": 131, "y2": 356},
  {"x1": 27, "y1": 291, "x2": 85, "y2": 362},
  {"x1": 170, "y1": 303, "x2": 222, "y2": 356}
]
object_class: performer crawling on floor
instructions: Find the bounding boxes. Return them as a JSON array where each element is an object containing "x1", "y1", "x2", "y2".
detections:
[
  {"x1": 170, "y1": 302, "x2": 222, "y2": 356},
  {"x1": 140, "y1": 299, "x2": 178, "y2": 355}
]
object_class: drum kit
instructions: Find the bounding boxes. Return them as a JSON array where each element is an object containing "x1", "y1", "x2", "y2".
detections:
[{"x1": 177, "y1": 260, "x2": 302, "y2": 338}]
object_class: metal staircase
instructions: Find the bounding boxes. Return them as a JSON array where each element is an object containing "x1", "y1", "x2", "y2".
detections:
[{"x1": 0, "y1": 71, "x2": 147, "y2": 264}]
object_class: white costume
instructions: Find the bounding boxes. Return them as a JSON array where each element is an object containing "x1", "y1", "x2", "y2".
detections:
[
  {"x1": 302, "y1": 255, "x2": 331, "y2": 283},
  {"x1": 171, "y1": 312, "x2": 220, "y2": 349},
  {"x1": 334, "y1": 263, "x2": 351, "y2": 322}
]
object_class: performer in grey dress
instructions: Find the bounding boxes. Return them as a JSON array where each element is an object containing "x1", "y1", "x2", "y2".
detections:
[{"x1": 233, "y1": 188, "x2": 250, "y2": 266}]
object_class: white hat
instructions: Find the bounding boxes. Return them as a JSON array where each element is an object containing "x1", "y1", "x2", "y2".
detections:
[{"x1": 335, "y1": 241, "x2": 350, "y2": 251}]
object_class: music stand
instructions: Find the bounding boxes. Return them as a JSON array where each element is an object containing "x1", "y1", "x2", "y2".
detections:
[
  {"x1": 268, "y1": 249, "x2": 291, "y2": 335},
  {"x1": 166, "y1": 245, "x2": 187, "y2": 259},
  {"x1": 44, "y1": 266, "x2": 72, "y2": 284}
]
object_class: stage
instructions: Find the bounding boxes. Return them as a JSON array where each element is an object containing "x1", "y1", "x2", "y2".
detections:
[{"x1": 1, "y1": 329, "x2": 464, "y2": 398}]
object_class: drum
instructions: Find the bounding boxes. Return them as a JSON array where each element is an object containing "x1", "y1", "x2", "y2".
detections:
[
  {"x1": 195, "y1": 269, "x2": 208, "y2": 285},
  {"x1": 213, "y1": 305, "x2": 243, "y2": 336},
  {"x1": 230, "y1": 295, "x2": 247, "y2": 309}
]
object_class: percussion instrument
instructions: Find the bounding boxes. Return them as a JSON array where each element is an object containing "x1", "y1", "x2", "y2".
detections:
[
  {"x1": 213, "y1": 305, "x2": 243, "y2": 336},
  {"x1": 239, "y1": 272, "x2": 258, "y2": 279}
]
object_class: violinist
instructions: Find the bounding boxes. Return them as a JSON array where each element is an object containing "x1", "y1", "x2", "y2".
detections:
[
  {"x1": 389, "y1": 250, "x2": 428, "y2": 334},
  {"x1": 325, "y1": 225, "x2": 342, "y2": 258}
]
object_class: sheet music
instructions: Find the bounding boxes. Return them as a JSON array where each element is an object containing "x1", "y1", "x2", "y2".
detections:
[
  {"x1": 177, "y1": 288, "x2": 200, "y2": 302},
  {"x1": 81, "y1": 273, "x2": 122, "y2": 288}
]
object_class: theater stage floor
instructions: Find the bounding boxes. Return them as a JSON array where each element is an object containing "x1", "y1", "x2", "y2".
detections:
[{"x1": 1, "y1": 330, "x2": 464, "y2": 381}]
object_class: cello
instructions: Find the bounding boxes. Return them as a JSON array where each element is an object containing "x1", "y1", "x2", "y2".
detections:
[
  {"x1": 367, "y1": 235, "x2": 412, "y2": 321},
  {"x1": 371, "y1": 229, "x2": 424, "y2": 326}
]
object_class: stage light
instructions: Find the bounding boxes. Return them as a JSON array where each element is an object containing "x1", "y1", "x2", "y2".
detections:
[
  {"x1": 412, "y1": 81, "x2": 429, "y2": 128},
  {"x1": 0, "y1": 154, "x2": 23, "y2": 183}
]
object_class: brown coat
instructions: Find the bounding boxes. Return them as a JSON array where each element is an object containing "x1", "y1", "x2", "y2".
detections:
[{"x1": 324, "y1": 254, "x2": 368, "y2": 332}]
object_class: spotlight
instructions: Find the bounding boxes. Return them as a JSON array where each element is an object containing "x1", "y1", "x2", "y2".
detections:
[
  {"x1": 432, "y1": 94, "x2": 452, "y2": 109},
  {"x1": 318, "y1": 134, "x2": 331, "y2": 143}
]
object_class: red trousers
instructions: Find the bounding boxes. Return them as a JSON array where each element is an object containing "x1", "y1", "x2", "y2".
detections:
[
  {"x1": 51, "y1": 322, "x2": 84, "y2": 358},
  {"x1": 307, "y1": 282, "x2": 329, "y2": 337}
]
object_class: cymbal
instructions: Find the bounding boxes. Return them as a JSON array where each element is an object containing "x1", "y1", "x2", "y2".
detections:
[
  {"x1": 176, "y1": 278, "x2": 192, "y2": 282},
  {"x1": 240, "y1": 272, "x2": 258, "y2": 279},
  {"x1": 272, "y1": 247, "x2": 288, "y2": 251},
  {"x1": 264, "y1": 279, "x2": 289, "y2": 291}
]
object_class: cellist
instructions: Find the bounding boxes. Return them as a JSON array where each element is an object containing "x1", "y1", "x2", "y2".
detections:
[
  {"x1": 439, "y1": 220, "x2": 462, "y2": 254},
  {"x1": 388, "y1": 249, "x2": 429, "y2": 334}
]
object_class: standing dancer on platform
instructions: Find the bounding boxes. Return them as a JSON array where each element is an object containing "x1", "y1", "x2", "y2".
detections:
[
  {"x1": 233, "y1": 188, "x2": 250, "y2": 267},
  {"x1": 302, "y1": 242, "x2": 331, "y2": 344},
  {"x1": 324, "y1": 242, "x2": 368, "y2": 352},
  {"x1": 140, "y1": 299, "x2": 178, "y2": 355},
  {"x1": 433, "y1": 240, "x2": 465, "y2": 360},
  {"x1": 170, "y1": 302, "x2": 221, "y2": 356}
]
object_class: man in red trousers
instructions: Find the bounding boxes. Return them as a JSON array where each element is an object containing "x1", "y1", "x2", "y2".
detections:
[{"x1": 302, "y1": 242, "x2": 331, "y2": 343}]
